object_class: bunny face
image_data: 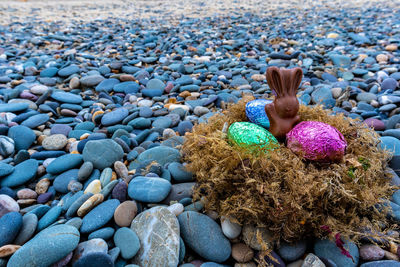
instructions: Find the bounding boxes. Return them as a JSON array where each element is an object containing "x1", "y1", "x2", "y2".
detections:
[{"x1": 274, "y1": 96, "x2": 299, "y2": 118}]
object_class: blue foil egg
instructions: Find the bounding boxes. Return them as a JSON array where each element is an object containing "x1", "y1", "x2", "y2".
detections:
[{"x1": 245, "y1": 99, "x2": 272, "y2": 128}]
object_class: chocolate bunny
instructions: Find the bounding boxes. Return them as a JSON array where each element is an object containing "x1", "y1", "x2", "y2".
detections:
[{"x1": 265, "y1": 66, "x2": 303, "y2": 140}]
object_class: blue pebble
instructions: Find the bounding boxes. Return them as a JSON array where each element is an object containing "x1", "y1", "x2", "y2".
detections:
[
  {"x1": 178, "y1": 211, "x2": 231, "y2": 263},
  {"x1": 0, "y1": 159, "x2": 38, "y2": 187},
  {"x1": 51, "y1": 91, "x2": 83, "y2": 104},
  {"x1": 88, "y1": 227, "x2": 115, "y2": 240},
  {"x1": 37, "y1": 206, "x2": 62, "y2": 231},
  {"x1": 21, "y1": 114, "x2": 49, "y2": 128},
  {"x1": 314, "y1": 238, "x2": 359, "y2": 267},
  {"x1": 128, "y1": 176, "x2": 171, "y2": 203},
  {"x1": 114, "y1": 227, "x2": 140, "y2": 260},
  {"x1": 53, "y1": 169, "x2": 79, "y2": 193},
  {"x1": 168, "y1": 162, "x2": 193, "y2": 182},
  {"x1": 8, "y1": 125, "x2": 36, "y2": 151},
  {"x1": 0, "y1": 211, "x2": 22, "y2": 246},
  {"x1": 73, "y1": 252, "x2": 114, "y2": 267},
  {"x1": 81, "y1": 199, "x2": 120, "y2": 233},
  {"x1": 136, "y1": 146, "x2": 181, "y2": 166},
  {"x1": 46, "y1": 154, "x2": 83, "y2": 174},
  {"x1": 101, "y1": 108, "x2": 129, "y2": 126},
  {"x1": 0, "y1": 162, "x2": 14, "y2": 176}
]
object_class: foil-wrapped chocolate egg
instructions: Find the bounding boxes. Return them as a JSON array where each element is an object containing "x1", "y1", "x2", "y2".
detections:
[
  {"x1": 286, "y1": 121, "x2": 347, "y2": 162},
  {"x1": 245, "y1": 99, "x2": 273, "y2": 128},
  {"x1": 227, "y1": 122, "x2": 278, "y2": 150}
]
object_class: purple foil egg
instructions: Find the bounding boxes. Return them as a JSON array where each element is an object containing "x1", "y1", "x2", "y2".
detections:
[{"x1": 286, "y1": 121, "x2": 347, "y2": 162}]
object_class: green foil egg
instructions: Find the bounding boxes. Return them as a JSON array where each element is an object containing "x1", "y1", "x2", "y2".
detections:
[{"x1": 227, "y1": 122, "x2": 278, "y2": 151}]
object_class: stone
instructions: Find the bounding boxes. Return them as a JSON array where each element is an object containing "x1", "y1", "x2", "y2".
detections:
[
  {"x1": 7, "y1": 224, "x2": 80, "y2": 267},
  {"x1": 167, "y1": 203, "x2": 184, "y2": 216},
  {"x1": 382, "y1": 78, "x2": 398, "y2": 91},
  {"x1": 0, "y1": 244, "x2": 21, "y2": 258},
  {"x1": 77, "y1": 193, "x2": 104, "y2": 217},
  {"x1": 73, "y1": 252, "x2": 114, "y2": 267},
  {"x1": 42, "y1": 134, "x2": 68, "y2": 150},
  {"x1": 0, "y1": 159, "x2": 38, "y2": 187},
  {"x1": 128, "y1": 176, "x2": 172, "y2": 203},
  {"x1": 131, "y1": 206, "x2": 180, "y2": 267},
  {"x1": 82, "y1": 139, "x2": 124, "y2": 170},
  {"x1": 114, "y1": 227, "x2": 140, "y2": 260},
  {"x1": 72, "y1": 238, "x2": 108, "y2": 263},
  {"x1": 80, "y1": 199, "x2": 120, "y2": 233},
  {"x1": 51, "y1": 91, "x2": 82, "y2": 104},
  {"x1": 84, "y1": 179, "x2": 102, "y2": 194},
  {"x1": 58, "y1": 65, "x2": 80, "y2": 77},
  {"x1": 178, "y1": 211, "x2": 231, "y2": 263},
  {"x1": 301, "y1": 253, "x2": 325, "y2": 267},
  {"x1": 21, "y1": 114, "x2": 50, "y2": 128},
  {"x1": 168, "y1": 162, "x2": 193, "y2": 182},
  {"x1": 380, "y1": 136, "x2": 400, "y2": 156},
  {"x1": 163, "y1": 182, "x2": 196, "y2": 203},
  {"x1": 231, "y1": 243, "x2": 254, "y2": 263},
  {"x1": 0, "y1": 162, "x2": 14, "y2": 177},
  {"x1": 359, "y1": 244, "x2": 385, "y2": 261},
  {"x1": 88, "y1": 227, "x2": 115, "y2": 240},
  {"x1": 14, "y1": 213, "x2": 38, "y2": 245},
  {"x1": 278, "y1": 240, "x2": 307, "y2": 262},
  {"x1": 17, "y1": 189, "x2": 37, "y2": 199},
  {"x1": 221, "y1": 216, "x2": 242, "y2": 239},
  {"x1": 8, "y1": 125, "x2": 36, "y2": 151},
  {"x1": 360, "y1": 261, "x2": 400, "y2": 267},
  {"x1": 37, "y1": 206, "x2": 62, "y2": 231},
  {"x1": 114, "y1": 200, "x2": 137, "y2": 227},
  {"x1": 364, "y1": 118, "x2": 385, "y2": 131},
  {"x1": 136, "y1": 146, "x2": 181, "y2": 166},
  {"x1": 0, "y1": 211, "x2": 22, "y2": 246},
  {"x1": 47, "y1": 154, "x2": 83, "y2": 174},
  {"x1": 314, "y1": 238, "x2": 359, "y2": 267},
  {"x1": 53, "y1": 169, "x2": 79, "y2": 193},
  {"x1": 0, "y1": 195, "x2": 20, "y2": 218},
  {"x1": 0, "y1": 136, "x2": 14, "y2": 157},
  {"x1": 80, "y1": 75, "x2": 105, "y2": 87},
  {"x1": 78, "y1": 162, "x2": 93, "y2": 182},
  {"x1": 242, "y1": 224, "x2": 273, "y2": 250}
]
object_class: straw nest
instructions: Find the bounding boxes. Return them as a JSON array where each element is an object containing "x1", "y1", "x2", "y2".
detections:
[{"x1": 182, "y1": 95, "x2": 398, "y2": 245}]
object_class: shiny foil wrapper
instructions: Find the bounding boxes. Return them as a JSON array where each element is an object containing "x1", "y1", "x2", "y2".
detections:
[
  {"x1": 227, "y1": 121, "x2": 278, "y2": 150},
  {"x1": 245, "y1": 99, "x2": 272, "y2": 129},
  {"x1": 286, "y1": 121, "x2": 347, "y2": 162}
]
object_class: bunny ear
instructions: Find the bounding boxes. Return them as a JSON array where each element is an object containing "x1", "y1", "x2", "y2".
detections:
[
  {"x1": 289, "y1": 67, "x2": 303, "y2": 95},
  {"x1": 266, "y1": 66, "x2": 284, "y2": 97}
]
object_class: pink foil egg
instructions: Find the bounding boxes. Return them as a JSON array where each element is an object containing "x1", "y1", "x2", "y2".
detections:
[{"x1": 286, "y1": 121, "x2": 347, "y2": 162}]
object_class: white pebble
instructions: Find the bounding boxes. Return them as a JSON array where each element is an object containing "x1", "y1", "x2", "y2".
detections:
[
  {"x1": 221, "y1": 216, "x2": 242, "y2": 239},
  {"x1": 167, "y1": 203, "x2": 184, "y2": 216}
]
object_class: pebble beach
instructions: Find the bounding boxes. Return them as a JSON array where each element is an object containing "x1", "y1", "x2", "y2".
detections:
[{"x1": 1, "y1": 0, "x2": 400, "y2": 266}]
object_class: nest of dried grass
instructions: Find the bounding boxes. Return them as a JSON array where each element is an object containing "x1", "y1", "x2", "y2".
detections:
[{"x1": 182, "y1": 96, "x2": 398, "y2": 244}]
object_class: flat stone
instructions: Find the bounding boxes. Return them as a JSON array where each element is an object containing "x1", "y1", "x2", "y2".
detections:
[
  {"x1": 136, "y1": 146, "x2": 181, "y2": 166},
  {"x1": 178, "y1": 211, "x2": 231, "y2": 263},
  {"x1": 0, "y1": 211, "x2": 22, "y2": 246},
  {"x1": 101, "y1": 108, "x2": 129, "y2": 126},
  {"x1": 128, "y1": 176, "x2": 171, "y2": 203},
  {"x1": 0, "y1": 162, "x2": 14, "y2": 177},
  {"x1": 21, "y1": 114, "x2": 49, "y2": 128},
  {"x1": 0, "y1": 159, "x2": 38, "y2": 187},
  {"x1": 12, "y1": 213, "x2": 36, "y2": 245},
  {"x1": 72, "y1": 238, "x2": 108, "y2": 264},
  {"x1": 80, "y1": 75, "x2": 105, "y2": 87},
  {"x1": 114, "y1": 227, "x2": 140, "y2": 260},
  {"x1": 8, "y1": 125, "x2": 36, "y2": 151},
  {"x1": 314, "y1": 238, "x2": 359, "y2": 267},
  {"x1": 131, "y1": 206, "x2": 180, "y2": 267},
  {"x1": 8, "y1": 224, "x2": 80, "y2": 267},
  {"x1": 82, "y1": 139, "x2": 124, "y2": 170},
  {"x1": 53, "y1": 169, "x2": 79, "y2": 193},
  {"x1": 42, "y1": 134, "x2": 68, "y2": 150},
  {"x1": 81, "y1": 199, "x2": 120, "y2": 233},
  {"x1": 51, "y1": 91, "x2": 83, "y2": 104},
  {"x1": 114, "y1": 200, "x2": 137, "y2": 227},
  {"x1": 47, "y1": 154, "x2": 83, "y2": 174}
]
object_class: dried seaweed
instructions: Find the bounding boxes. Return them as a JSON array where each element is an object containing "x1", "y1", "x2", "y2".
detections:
[{"x1": 183, "y1": 96, "x2": 398, "y2": 245}]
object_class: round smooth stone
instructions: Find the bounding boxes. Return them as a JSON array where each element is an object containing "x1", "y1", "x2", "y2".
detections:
[
  {"x1": 42, "y1": 134, "x2": 68, "y2": 150},
  {"x1": 7, "y1": 125, "x2": 36, "y2": 151},
  {"x1": 73, "y1": 252, "x2": 114, "y2": 267},
  {"x1": 72, "y1": 238, "x2": 108, "y2": 263},
  {"x1": 178, "y1": 211, "x2": 231, "y2": 263},
  {"x1": 51, "y1": 91, "x2": 82, "y2": 104},
  {"x1": 14, "y1": 213, "x2": 38, "y2": 245},
  {"x1": 114, "y1": 201, "x2": 137, "y2": 227},
  {"x1": 111, "y1": 181, "x2": 128, "y2": 202},
  {"x1": 113, "y1": 81, "x2": 140, "y2": 94},
  {"x1": 78, "y1": 162, "x2": 93, "y2": 182},
  {"x1": 95, "y1": 78, "x2": 120, "y2": 92},
  {"x1": 21, "y1": 114, "x2": 49, "y2": 128},
  {"x1": 82, "y1": 139, "x2": 124, "y2": 170},
  {"x1": 51, "y1": 124, "x2": 72, "y2": 136},
  {"x1": 53, "y1": 169, "x2": 79, "y2": 193},
  {"x1": 0, "y1": 103, "x2": 29, "y2": 113},
  {"x1": 37, "y1": 192, "x2": 53, "y2": 204},
  {"x1": 136, "y1": 146, "x2": 180, "y2": 166},
  {"x1": 277, "y1": 240, "x2": 307, "y2": 262},
  {"x1": 46, "y1": 154, "x2": 83, "y2": 174},
  {"x1": 88, "y1": 227, "x2": 115, "y2": 240},
  {"x1": 37, "y1": 206, "x2": 62, "y2": 231},
  {"x1": 80, "y1": 75, "x2": 105, "y2": 87},
  {"x1": 168, "y1": 162, "x2": 193, "y2": 182},
  {"x1": 80, "y1": 199, "x2": 120, "y2": 233},
  {"x1": 0, "y1": 159, "x2": 38, "y2": 187},
  {"x1": 0, "y1": 136, "x2": 14, "y2": 157},
  {"x1": 0, "y1": 211, "x2": 22, "y2": 246},
  {"x1": 381, "y1": 78, "x2": 398, "y2": 91},
  {"x1": 221, "y1": 217, "x2": 241, "y2": 239},
  {"x1": 128, "y1": 176, "x2": 171, "y2": 203},
  {"x1": 363, "y1": 118, "x2": 385, "y2": 131},
  {"x1": 58, "y1": 65, "x2": 80, "y2": 77},
  {"x1": 101, "y1": 108, "x2": 129, "y2": 126},
  {"x1": 66, "y1": 193, "x2": 93, "y2": 218},
  {"x1": 65, "y1": 217, "x2": 83, "y2": 230},
  {"x1": 314, "y1": 238, "x2": 359, "y2": 267},
  {"x1": 0, "y1": 162, "x2": 14, "y2": 177},
  {"x1": 114, "y1": 227, "x2": 140, "y2": 260},
  {"x1": 8, "y1": 225, "x2": 80, "y2": 267},
  {"x1": 380, "y1": 136, "x2": 400, "y2": 156}
]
